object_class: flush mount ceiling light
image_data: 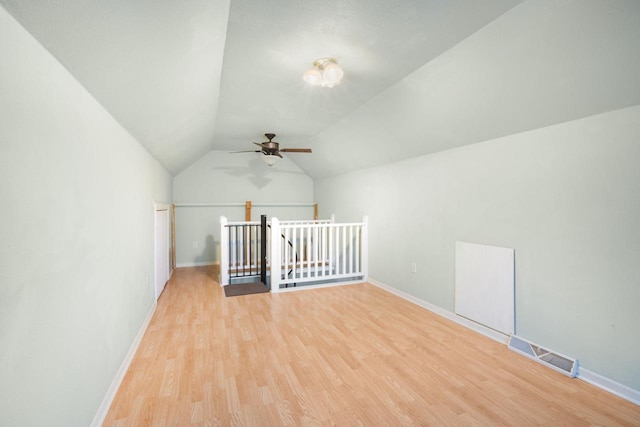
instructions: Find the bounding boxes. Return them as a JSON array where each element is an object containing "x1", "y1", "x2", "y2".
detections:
[{"x1": 303, "y1": 58, "x2": 344, "y2": 88}]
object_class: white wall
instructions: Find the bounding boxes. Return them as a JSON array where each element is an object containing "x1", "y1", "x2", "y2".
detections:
[
  {"x1": 0, "y1": 7, "x2": 173, "y2": 427},
  {"x1": 173, "y1": 151, "x2": 313, "y2": 266},
  {"x1": 315, "y1": 106, "x2": 640, "y2": 391}
]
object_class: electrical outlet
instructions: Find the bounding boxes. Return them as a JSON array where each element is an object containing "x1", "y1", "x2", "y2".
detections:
[
  {"x1": 411, "y1": 262, "x2": 417, "y2": 273},
  {"x1": 193, "y1": 241, "x2": 198, "y2": 248}
]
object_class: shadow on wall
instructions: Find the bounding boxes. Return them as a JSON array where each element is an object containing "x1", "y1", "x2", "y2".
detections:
[
  {"x1": 194, "y1": 235, "x2": 217, "y2": 266},
  {"x1": 212, "y1": 157, "x2": 307, "y2": 190}
]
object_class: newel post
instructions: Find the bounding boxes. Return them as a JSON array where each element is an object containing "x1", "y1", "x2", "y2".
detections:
[
  {"x1": 270, "y1": 217, "x2": 281, "y2": 292},
  {"x1": 361, "y1": 215, "x2": 368, "y2": 281},
  {"x1": 260, "y1": 215, "x2": 267, "y2": 288},
  {"x1": 220, "y1": 216, "x2": 229, "y2": 286},
  {"x1": 245, "y1": 201, "x2": 252, "y2": 221}
]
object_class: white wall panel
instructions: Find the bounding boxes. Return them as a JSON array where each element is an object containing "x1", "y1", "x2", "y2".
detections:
[{"x1": 455, "y1": 241, "x2": 514, "y2": 335}]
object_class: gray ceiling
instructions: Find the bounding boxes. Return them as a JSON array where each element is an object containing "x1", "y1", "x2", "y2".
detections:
[{"x1": 3, "y1": 0, "x2": 640, "y2": 179}]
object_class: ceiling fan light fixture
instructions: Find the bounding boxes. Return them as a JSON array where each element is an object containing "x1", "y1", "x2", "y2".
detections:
[
  {"x1": 263, "y1": 154, "x2": 280, "y2": 167},
  {"x1": 304, "y1": 58, "x2": 343, "y2": 88}
]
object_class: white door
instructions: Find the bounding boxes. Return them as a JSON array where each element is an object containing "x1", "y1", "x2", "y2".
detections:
[{"x1": 154, "y1": 206, "x2": 170, "y2": 300}]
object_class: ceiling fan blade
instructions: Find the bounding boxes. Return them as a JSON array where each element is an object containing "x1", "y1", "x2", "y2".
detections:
[
  {"x1": 275, "y1": 152, "x2": 283, "y2": 158},
  {"x1": 253, "y1": 142, "x2": 267, "y2": 147},
  {"x1": 280, "y1": 148, "x2": 312, "y2": 153},
  {"x1": 230, "y1": 150, "x2": 261, "y2": 154}
]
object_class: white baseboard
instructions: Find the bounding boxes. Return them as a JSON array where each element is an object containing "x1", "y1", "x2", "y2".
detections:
[
  {"x1": 368, "y1": 278, "x2": 640, "y2": 407},
  {"x1": 176, "y1": 261, "x2": 218, "y2": 268},
  {"x1": 577, "y1": 367, "x2": 640, "y2": 405},
  {"x1": 90, "y1": 302, "x2": 157, "y2": 426}
]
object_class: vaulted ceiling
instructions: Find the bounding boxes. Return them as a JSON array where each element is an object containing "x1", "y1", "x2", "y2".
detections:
[{"x1": 3, "y1": 0, "x2": 640, "y2": 179}]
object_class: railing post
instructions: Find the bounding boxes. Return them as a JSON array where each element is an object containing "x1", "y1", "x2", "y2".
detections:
[
  {"x1": 220, "y1": 216, "x2": 229, "y2": 286},
  {"x1": 260, "y1": 215, "x2": 267, "y2": 288},
  {"x1": 270, "y1": 217, "x2": 281, "y2": 292},
  {"x1": 330, "y1": 213, "x2": 335, "y2": 224},
  {"x1": 245, "y1": 201, "x2": 252, "y2": 221},
  {"x1": 361, "y1": 215, "x2": 368, "y2": 281},
  {"x1": 170, "y1": 204, "x2": 176, "y2": 271}
]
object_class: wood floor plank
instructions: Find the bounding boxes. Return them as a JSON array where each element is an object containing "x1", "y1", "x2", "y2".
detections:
[{"x1": 103, "y1": 266, "x2": 640, "y2": 426}]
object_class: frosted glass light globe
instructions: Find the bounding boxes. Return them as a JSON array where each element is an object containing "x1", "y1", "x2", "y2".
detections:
[
  {"x1": 322, "y1": 63, "x2": 344, "y2": 85},
  {"x1": 303, "y1": 68, "x2": 322, "y2": 85}
]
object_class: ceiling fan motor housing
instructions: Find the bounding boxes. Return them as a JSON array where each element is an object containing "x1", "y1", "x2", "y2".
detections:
[
  {"x1": 262, "y1": 141, "x2": 280, "y2": 155},
  {"x1": 230, "y1": 132, "x2": 311, "y2": 158}
]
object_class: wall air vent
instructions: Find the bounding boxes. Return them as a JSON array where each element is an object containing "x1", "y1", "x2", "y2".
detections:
[{"x1": 508, "y1": 335, "x2": 578, "y2": 377}]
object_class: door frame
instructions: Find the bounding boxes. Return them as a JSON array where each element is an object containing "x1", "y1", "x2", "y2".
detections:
[{"x1": 154, "y1": 203, "x2": 171, "y2": 300}]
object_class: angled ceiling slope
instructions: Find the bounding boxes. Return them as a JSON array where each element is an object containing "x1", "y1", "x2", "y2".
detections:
[
  {"x1": 1, "y1": 0, "x2": 231, "y2": 175},
  {"x1": 1, "y1": 0, "x2": 523, "y2": 177},
  {"x1": 212, "y1": 0, "x2": 525, "y2": 158},
  {"x1": 294, "y1": 0, "x2": 640, "y2": 179},
  {"x1": 5, "y1": 1, "x2": 638, "y2": 180}
]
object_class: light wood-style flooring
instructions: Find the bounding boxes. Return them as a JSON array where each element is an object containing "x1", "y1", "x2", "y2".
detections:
[{"x1": 103, "y1": 266, "x2": 640, "y2": 426}]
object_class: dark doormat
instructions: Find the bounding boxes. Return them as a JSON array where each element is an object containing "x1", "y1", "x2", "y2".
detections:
[{"x1": 224, "y1": 281, "x2": 269, "y2": 297}]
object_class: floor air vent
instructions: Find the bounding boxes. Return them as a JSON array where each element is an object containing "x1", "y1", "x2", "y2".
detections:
[{"x1": 508, "y1": 335, "x2": 578, "y2": 377}]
